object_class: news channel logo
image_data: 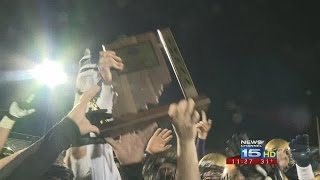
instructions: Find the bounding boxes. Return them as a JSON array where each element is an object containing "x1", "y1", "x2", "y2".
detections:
[{"x1": 240, "y1": 140, "x2": 276, "y2": 159}]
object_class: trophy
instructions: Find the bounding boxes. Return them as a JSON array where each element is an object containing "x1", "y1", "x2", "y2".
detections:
[{"x1": 90, "y1": 28, "x2": 211, "y2": 137}]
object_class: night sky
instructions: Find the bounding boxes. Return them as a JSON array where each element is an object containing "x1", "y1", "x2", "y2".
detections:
[{"x1": 0, "y1": 0, "x2": 320, "y2": 153}]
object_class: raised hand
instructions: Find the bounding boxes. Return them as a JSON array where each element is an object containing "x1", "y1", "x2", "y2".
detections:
[
  {"x1": 67, "y1": 85, "x2": 101, "y2": 135},
  {"x1": 106, "y1": 123, "x2": 157, "y2": 165},
  {"x1": 168, "y1": 98, "x2": 201, "y2": 180},
  {"x1": 196, "y1": 110, "x2": 212, "y2": 140},
  {"x1": 8, "y1": 94, "x2": 36, "y2": 119},
  {"x1": 99, "y1": 49, "x2": 124, "y2": 84},
  {"x1": 0, "y1": 94, "x2": 36, "y2": 131},
  {"x1": 289, "y1": 134, "x2": 318, "y2": 167},
  {"x1": 146, "y1": 128, "x2": 173, "y2": 154},
  {"x1": 168, "y1": 98, "x2": 200, "y2": 143}
]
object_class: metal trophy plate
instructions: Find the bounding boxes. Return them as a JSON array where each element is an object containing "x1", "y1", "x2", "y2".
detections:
[{"x1": 92, "y1": 28, "x2": 211, "y2": 137}]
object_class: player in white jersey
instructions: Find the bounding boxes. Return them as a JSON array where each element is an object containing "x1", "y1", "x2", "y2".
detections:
[{"x1": 66, "y1": 48, "x2": 123, "y2": 180}]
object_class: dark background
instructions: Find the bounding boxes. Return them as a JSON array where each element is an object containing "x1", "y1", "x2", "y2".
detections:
[{"x1": 0, "y1": 0, "x2": 320, "y2": 153}]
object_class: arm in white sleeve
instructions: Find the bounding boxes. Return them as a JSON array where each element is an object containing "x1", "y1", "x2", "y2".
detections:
[
  {"x1": 0, "y1": 116, "x2": 15, "y2": 151},
  {"x1": 296, "y1": 164, "x2": 314, "y2": 180}
]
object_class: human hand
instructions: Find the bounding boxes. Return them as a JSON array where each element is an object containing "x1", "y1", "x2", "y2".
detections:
[
  {"x1": 146, "y1": 128, "x2": 173, "y2": 154},
  {"x1": 0, "y1": 95, "x2": 36, "y2": 130},
  {"x1": 106, "y1": 123, "x2": 157, "y2": 165},
  {"x1": 8, "y1": 94, "x2": 36, "y2": 119},
  {"x1": 196, "y1": 110, "x2": 212, "y2": 140},
  {"x1": 68, "y1": 85, "x2": 101, "y2": 135},
  {"x1": 99, "y1": 48, "x2": 124, "y2": 84},
  {"x1": 289, "y1": 134, "x2": 318, "y2": 167},
  {"x1": 168, "y1": 98, "x2": 200, "y2": 143}
]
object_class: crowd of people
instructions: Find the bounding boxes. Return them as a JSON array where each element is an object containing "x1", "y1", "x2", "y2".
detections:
[{"x1": 0, "y1": 48, "x2": 319, "y2": 180}]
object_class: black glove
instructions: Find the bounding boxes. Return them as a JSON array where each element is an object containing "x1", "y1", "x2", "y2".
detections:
[
  {"x1": 86, "y1": 109, "x2": 112, "y2": 125},
  {"x1": 289, "y1": 134, "x2": 318, "y2": 167}
]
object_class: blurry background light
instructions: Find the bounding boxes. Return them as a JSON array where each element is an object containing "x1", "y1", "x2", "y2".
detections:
[{"x1": 30, "y1": 60, "x2": 67, "y2": 88}]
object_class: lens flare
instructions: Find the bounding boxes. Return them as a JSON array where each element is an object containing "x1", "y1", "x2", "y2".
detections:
[{"x1": 31, "y1": 60, "x2": 67, "y2": 88}]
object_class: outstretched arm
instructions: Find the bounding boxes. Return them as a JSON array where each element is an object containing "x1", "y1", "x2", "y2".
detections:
[
  {"x1": 195, "y1": 110, "x2": 212, "y2": 159},
  {"x1": 70, "y1": 48, "x2": 123, "y2": 160},
  {"x1": 0, "y1": 86, "x2": 101, "y2": 180},
  {"x1": 168, "y1": 98, "x2": 201, "y2": 180},
  {"x1": 0, "y1": 97, "x2": 35, "y2": 152},
  {"x1": 69, "y1": 48, "x2": 123, "y2": 180},
  {"x1": 0, "y1": 126, "x2": 11, "y2": 153},
  {"x1": 289, "y1": 134, "x2": 316, "y2": 180}
]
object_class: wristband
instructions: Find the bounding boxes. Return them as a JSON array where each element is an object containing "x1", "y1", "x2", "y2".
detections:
[
  {"x1": 145, "y1": 151, "x2": 152, "y2": 157},
  {"x1": 6, "y1": 113, "x2": 18, "y2": 120},
  {"x1": 143, "y1": 151, "x2": 152, "y2": 161},
  {"x1": 0, "y1": 116, "x2": 16, "y2": 129}
]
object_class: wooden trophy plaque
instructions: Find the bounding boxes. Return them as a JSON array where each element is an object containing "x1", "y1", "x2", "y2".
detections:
[{"x1": 92, "y1": 28, "x2": 211, "y2": 137}]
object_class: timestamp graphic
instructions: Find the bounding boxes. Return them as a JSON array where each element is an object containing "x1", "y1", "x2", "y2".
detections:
[{"x1": 226, "y1": 156, "x2": 277, "y2": 165}]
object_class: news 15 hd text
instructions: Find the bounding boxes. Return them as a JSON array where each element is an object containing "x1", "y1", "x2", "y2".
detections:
[{"x1": 226, "y1": 139, "x2": 277, "y2": 165}]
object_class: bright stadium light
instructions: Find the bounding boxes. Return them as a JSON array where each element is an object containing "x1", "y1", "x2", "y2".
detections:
[{"x1": 31, "y1": 60, "x2": 67, "y2": 88}]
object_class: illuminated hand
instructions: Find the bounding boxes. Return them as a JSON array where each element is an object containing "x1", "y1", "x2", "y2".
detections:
[
  {"x1": 99, "y1": 48, "x2": 124, "y2": 84},
  {"x1": 67, "y1": 85, "x2": 101, "y2": 135},
  {"x1": 146, "y1": 128, "x2": 173, "y2": 154},
  {"x1": 196, "y1": 110, "x2": 212, "y2": 140},
  {"x1": 106, "y1": 123, "x2": 157, "y2": 165},
  {"x1": 9, "y1": 95, "x2": 36, "y2": 119},
  {"x1": 168, "y1": 98, "x2": 200, "y2": 142}
]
